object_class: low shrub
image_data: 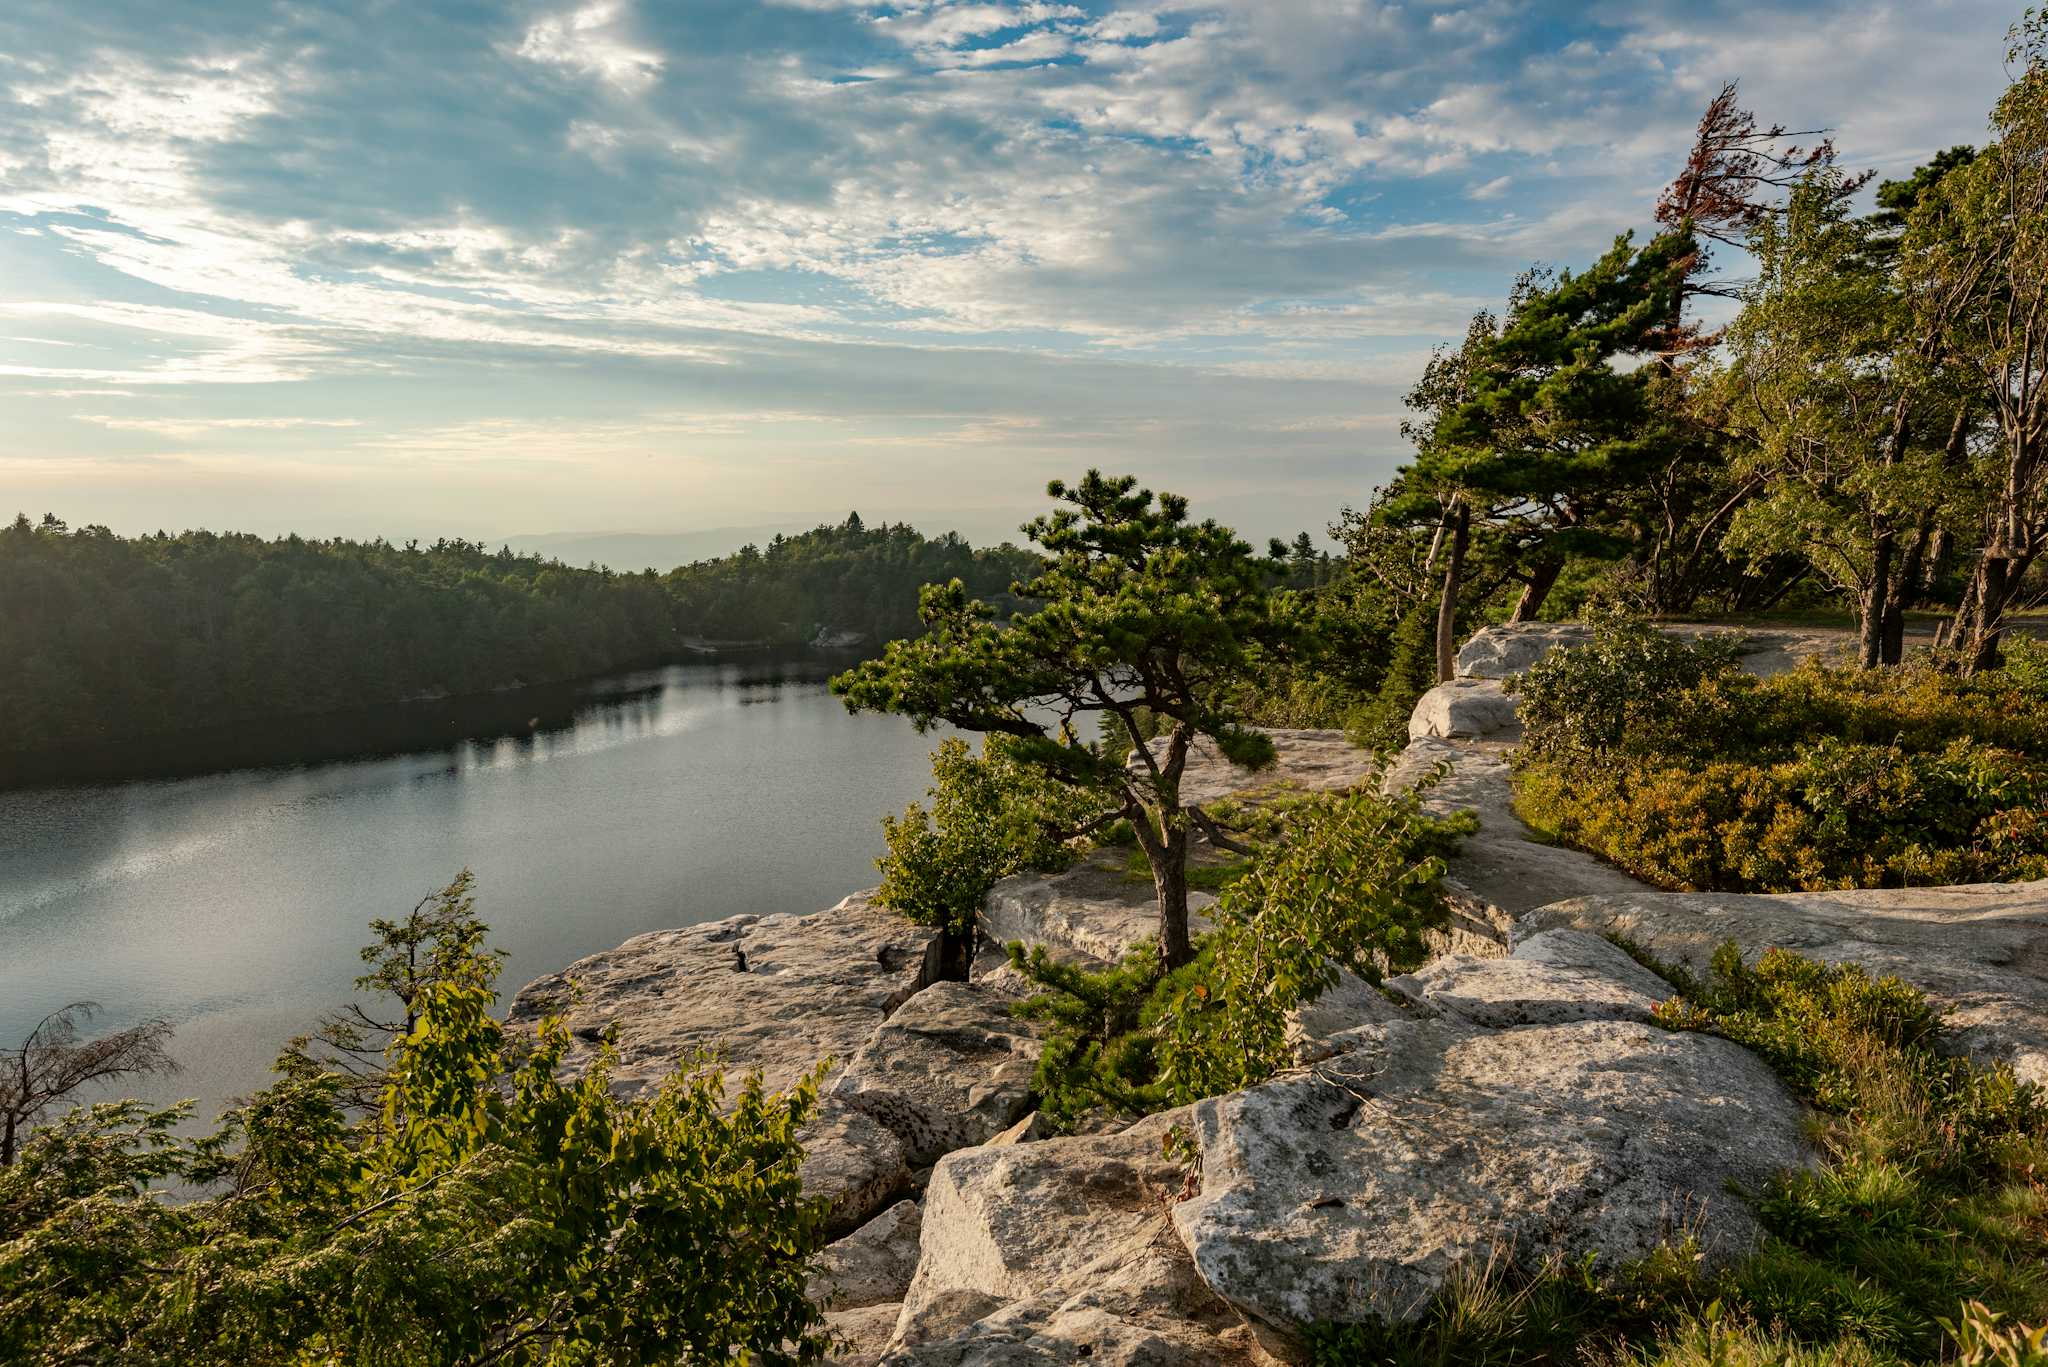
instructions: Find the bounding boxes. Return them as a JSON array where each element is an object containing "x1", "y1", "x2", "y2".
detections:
[
  {"x1": 0, "y1": 915, "x2": 831, "y2": 1366},
  {"x1": 1512, "y1": 618, "x2": 2048, "y2": 892},
  {"x1": 1514, "y1": 614, "x2": 1745, "y2": 761},
  {"x1": 1010, "y1": 782, "x2": 1475, "y2": 1130}
]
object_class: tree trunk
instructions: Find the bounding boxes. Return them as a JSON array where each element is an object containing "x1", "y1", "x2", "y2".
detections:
[
  {"x1": 935, "y1": 927, "x2": 973, "y2": 982},
  {"x1": 1150, "y1": 819, "x2": 1192, "y2": 969},
  {"x1": 1435, "y1": 501, "x2": 1470, "y2": 685},
  {"x1": 1509, "y1": 557, "x2": 1565, "y2": 623},
  {"x1": 1967, "y1": 556, "x2": 2012, "y2": 673},
  {"x1": 1858, "y1": 527, "x2": 1893, "y2": 670},
  {"x1": 1881, "y1": 517, "x2": 1935, "y2": 666}
]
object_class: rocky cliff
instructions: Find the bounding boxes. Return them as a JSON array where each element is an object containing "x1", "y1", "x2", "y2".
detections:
[{"x1": 508, "y1": 624, "x2": 2048, "y2": 1364}]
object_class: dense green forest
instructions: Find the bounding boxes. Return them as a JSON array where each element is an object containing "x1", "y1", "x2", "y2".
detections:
[{"x1": 0, "y1": 513, "x2": 1038, "y2": 757}]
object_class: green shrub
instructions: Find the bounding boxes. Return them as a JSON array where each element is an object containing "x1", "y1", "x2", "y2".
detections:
[
  {"x1": 876, "y1": 736, "x2": 1092, "y2": 940},
  {"x1": 0, "y1": 916, "x2": 830, "y2": 1366},
  {"x1": 1513, "y1": 628, "x2": 2048, "y2": 892},
  {"x1": 1513, "y1": 614, "x2": 1744, "y2": 761},
  {"x1": 1010, "y1": 784, "x2": 1474, "y2": 1129}
]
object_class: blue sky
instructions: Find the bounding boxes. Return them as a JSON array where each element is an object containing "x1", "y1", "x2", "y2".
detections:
[{"x1": 0, "y1": 1, "x2": 2021, "y2": 551}]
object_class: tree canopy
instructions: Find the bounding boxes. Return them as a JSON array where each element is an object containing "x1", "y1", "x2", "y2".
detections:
[{"x1": 834, "y1": 471, "x2": 1308, "y2": 968}]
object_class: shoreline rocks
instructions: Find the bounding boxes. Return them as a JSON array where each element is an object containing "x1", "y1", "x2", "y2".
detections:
[
  {"x1": 507, "y1": 891, "x2": 945, "y2": 1233},
  {"x1": 507, "y1": 891, "x2": 941, "y2": 1098}
]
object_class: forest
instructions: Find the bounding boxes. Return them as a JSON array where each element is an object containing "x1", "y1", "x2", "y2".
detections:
[{"x1": 0, "y1": 513, "x2": 1038, "y2": 759}]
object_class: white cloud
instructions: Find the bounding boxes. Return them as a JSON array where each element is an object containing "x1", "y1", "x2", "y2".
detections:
[
  {"x1": 0, "y1": 0, "x2": 2025, "y2": 541},
  {"x1": 514, "y1": 1, "x2": 665, "y2": 93}
]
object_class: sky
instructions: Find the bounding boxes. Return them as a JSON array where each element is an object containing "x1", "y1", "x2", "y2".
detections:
[{"x1": 0, "y1": 0, "x2": 2024, "y2": 555}]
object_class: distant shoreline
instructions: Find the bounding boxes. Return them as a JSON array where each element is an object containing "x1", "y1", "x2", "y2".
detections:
[{"x1": 0, "y1": 643, "x2": 866, "y2": 792}]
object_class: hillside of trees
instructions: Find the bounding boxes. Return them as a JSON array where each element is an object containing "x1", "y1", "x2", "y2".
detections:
[{"x1": 0, "y1": 513, "x2": 1039, "y2": 760}]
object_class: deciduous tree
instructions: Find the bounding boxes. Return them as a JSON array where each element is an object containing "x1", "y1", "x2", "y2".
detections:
[
  {"x1": 0, "y1": 1001, "x2": 174, "y2": 1167},
  {"x1": 1905, "y1": 13, "x2": 2048, "y2": 669}
]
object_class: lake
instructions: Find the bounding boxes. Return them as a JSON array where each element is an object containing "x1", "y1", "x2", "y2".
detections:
[{"x1": 0, "y1": 659, "x2": 953, "y2": 1131}]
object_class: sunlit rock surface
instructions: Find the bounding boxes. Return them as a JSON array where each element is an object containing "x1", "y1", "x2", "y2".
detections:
[{"x1": 1522, "y1": 880, "x2": 2048, "y2": 1085}]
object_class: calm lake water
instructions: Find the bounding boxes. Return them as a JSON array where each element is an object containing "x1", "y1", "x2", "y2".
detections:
[{"x1": 0, "y1": 660, "x2": 952, "y2": 1130}]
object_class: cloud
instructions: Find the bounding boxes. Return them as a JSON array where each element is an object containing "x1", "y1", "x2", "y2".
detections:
[
  {"x1": 514, "y1": 1, "x2": 666, "y2": 93},
  {"x1": 74, "y1": 414, "x2": 364, "y2": 437},
  {"x1": 0, "y1": 0, "x2": 2024, "y2": 542}
]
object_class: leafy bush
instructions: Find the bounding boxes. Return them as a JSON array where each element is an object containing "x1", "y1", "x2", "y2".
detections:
[
  {"x1": 1513, "y1": 614, "x2": 1744, "y2": 761},
  {"x1": 0, "y1": 904, "x2": 830, "y2": 1366},
  {"x1": 876, "y1": 736, "x2": 1092, "y2": 941},
  {"x1": 1513, "y1": 620, "x2": 2048, "y2": 891},
  {"x1": 1011, "y1": 783, "x2": 1475, "y2": 1129}
]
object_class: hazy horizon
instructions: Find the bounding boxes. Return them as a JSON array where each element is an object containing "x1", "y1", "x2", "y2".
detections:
[{"x1": 1, "y1": 1, "x2": 2021, "y2": 545}]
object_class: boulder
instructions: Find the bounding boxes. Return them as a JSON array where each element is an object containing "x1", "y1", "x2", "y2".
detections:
[
  {"x1": 1454, "y1": 623, "x2": 1594, "y2": 680},
  {"x1": 880, "y1": 1221, "x2": 1260, "y2": 1365},
  {"x1": 1520, "y1": 880, "x2": 2048, "y2": 1085},
  {"x1": 1286, "y1": 966, "x2": 1421, "y2": 1062},
  {"x1": 1173, "y1": 1016, "x2": 1813, "y2": 1331},
  {"x1": 802, "y1": 1099, "x2": 915, "y2": 1237},
  {"x1": 1408, "y1": 679, "x2": 1520, "y2": 741},
  {"x1": 832, "y1": 981, "x2": 1042, "y2": 1165},
  {"x1": 987, "y1": 1111, "x2": 1055, "y2": 1146},
  {"x1": 891, "y1": 1109, "x2": 1197, "y2": 1348},
  {"x1": 507, "y1": 891, "x2": 940, "y2": 1098},
  {"x1": 827, "y1": 1303, "x2": 903, "y2": 1367},
  {"x1": 1384, "y1": 930, "x2": 1674, "y2": 1028},
  {"x1": 982, "y1": 852, "x2": 1214, "y2": 967},
  {"x1": 813, "y1": 1200, "x2": 925, "y2": 1311}
]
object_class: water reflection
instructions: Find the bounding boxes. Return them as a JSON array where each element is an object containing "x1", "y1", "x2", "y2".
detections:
[{"x1": 0, "y1": 659, "x2": 948, "y2": 1131}]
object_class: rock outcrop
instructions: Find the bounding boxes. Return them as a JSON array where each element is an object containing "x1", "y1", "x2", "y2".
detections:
[
  {"x1": 1382, "y1": 737, "x2": 1646, "y2": 921},
  {"x1": 1409, "y1": 677, "x2": 1522, "y2": 741},
  {"x1": 508, "y1": 892, "x2": 940, "y2": 1097},
  {"x1": 884, "y1": 1110, "x2": 1260, "y2": 1363},
  {"x1": 832, "y1": 980, "x2": 1042, "y2": 1166},
  {"x1": 814, "y1": 1200, "x2": 925, "y2": 1311},
  {"x1": 1167, "y1": 727, "x2": 1385, "y2": 806},
  {"x1": 1521, "y1": 881, "x2": 2048, "y2": 1085},
  {"x1": 1386, "y1": 929, "x2": 1673, "y2": 1027},
  {"x1": 508, "y1": 892, "x2": 945, "y2": 1233},
  {"x1": 1174, "y1": 1013, "x2": 1813, "y2": 1331},
  {"x1": 881, "y1": 1222, "x2": 1261, "y2": 1365},
  {"x1": 982, "y1": 850, "x2": 1217, "y2": 968}
]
